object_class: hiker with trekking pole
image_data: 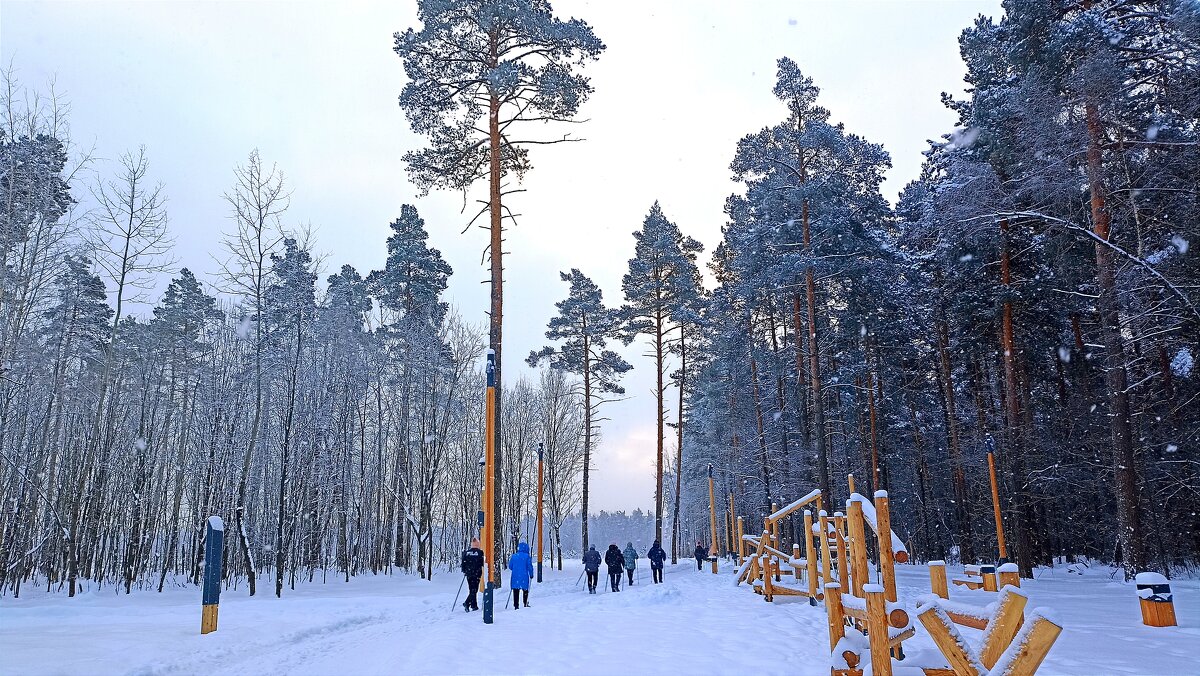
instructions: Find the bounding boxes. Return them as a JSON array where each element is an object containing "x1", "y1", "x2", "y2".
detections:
[
  {"x1": 623, "y1": 542, "x2": 638, "y2": 586},
  {"x1": 459, "y1": 537, "x2": 484, "y2": 612},
  {"x1": 647, "y1": 539, "x2": 666, "y2": 583},
  {"x1": 582, "y1": 544, "x2": 601, "y2": 594}
]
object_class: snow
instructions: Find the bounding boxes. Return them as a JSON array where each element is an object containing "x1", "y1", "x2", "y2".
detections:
[
  {"x1": 207, "y1": 516, "x2": 224, "y2": 532},
  {"x1": 1135, "y1": 572, "x2": 1169, "y2": 586},
  {"x1": 1171, "y1": 348, "x2": 1193, "y2": 378},
  {"x1": 2, "y1": 562, "x2": 1198, "y2": 675},
  {"x1": 998, "y1": 562, "x2": 1018, "y2": 573}
]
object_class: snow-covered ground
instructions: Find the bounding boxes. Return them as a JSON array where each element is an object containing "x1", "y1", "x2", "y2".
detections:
[{"x1": 2, "y1": 561, "x2": 1196, "y2": 675}]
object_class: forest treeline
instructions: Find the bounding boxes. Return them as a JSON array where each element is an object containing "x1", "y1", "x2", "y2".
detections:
[{"x1": 2, "y1": 0, "x2": 1198, "y2": 599}]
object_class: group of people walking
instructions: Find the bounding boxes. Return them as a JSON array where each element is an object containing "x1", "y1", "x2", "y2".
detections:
[
  {"x1": 459, "y1": 536, "x2": 710, "y2": 610},
  {"x1": 579, "y1": 538, "x2": 669, "y2": 592}
]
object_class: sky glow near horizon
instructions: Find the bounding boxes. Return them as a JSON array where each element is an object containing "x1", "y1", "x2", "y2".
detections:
[{"x1": 2, "y1": 0, "x2": 1002, "y2": 513}]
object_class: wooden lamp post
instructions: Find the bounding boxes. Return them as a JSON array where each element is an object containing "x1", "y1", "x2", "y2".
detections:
[
  {"x1": 483, "y1": 350, "x2": 496, "y2": 624},
  {"x1": 536, "y1": 442, "x2": 544, "y2": 583}
]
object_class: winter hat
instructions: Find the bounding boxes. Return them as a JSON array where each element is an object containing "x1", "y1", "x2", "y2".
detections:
[
  {"x1": 626, "y1": 542, "x2": 633, "y2": 548},
  {"x1": 589, "y1": 544, "x2": 596, "y2": 550}
]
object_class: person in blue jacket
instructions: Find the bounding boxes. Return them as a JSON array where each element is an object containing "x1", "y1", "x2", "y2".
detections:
[{"x1": 508, "y1": 541, "x2": 535, "y2": 608}]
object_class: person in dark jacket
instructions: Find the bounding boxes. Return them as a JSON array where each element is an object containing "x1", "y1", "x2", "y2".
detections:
[
  {"x1": 460, "y1": 537, "x2": 485, "y2": 612},
  {"x1": 647, "y1": 539, "x2": 666, "y2": 583},
  {"x1": 694, "y1": 541, "x2": 708, "y2": 570},
  {"x1": 508, "y1": 541, "x2": 535, "y2": 608},
  {"x1": 604, "y1": 543, "x2": 625, "y2": 592},
  {"x1": 582, "y1": 544, "x2": 602, "y2": 594},
  {"x1": 623, "y1": 542, "x2": 638, "y2": 585}
]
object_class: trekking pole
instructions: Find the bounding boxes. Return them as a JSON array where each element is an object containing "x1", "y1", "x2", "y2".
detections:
[
  {"x1": 451, "y1": 576, "x2": 465, "y2": 613},
  {"x1": 575, "y1": 569, "x2": 585, "y2": 587}
]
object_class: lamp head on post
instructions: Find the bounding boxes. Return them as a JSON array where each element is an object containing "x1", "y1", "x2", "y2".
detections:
[
  {"x1": 985, "y1": 434, "x2": 996, "y2": 454},
  {"x1": 708, "y1": 463, "x2": 713, "y2": 479},
  {"x1": 538, "y1": 442, "x2": 544, "y2": 461}
]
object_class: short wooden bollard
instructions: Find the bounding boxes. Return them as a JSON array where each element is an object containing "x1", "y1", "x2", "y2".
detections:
[
  {"x1": 792, "y1": 543, "x2": 801, "y2": 581},
  {"x1": 1136, "y1": 572, "x2": 1178, "y2": 627},
  {"x1": 998, "y1": 562, "x2": 1020, "y2": 589},
  {"x1": 929, "y1": 560, "x2": 948, "y2": 599},
  {"x1": 981, "y1": 563, "x2": 998, "y2": 592},
  {"x1": 201, "y1": 515, "x2": 224, "y2": 635}
]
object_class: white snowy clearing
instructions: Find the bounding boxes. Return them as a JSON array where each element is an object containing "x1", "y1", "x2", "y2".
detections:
[{"x1": 2, "y1": 561, "x2": 1196, "y2": 675}]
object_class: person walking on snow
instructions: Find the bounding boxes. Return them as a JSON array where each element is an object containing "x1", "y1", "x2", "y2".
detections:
[
  {"x1": 583, "y1": 544, "x2": 602, "y2": 594},
  {"x1": 604, "y1": 543, "x2": 625, "y2": 592},
  {"x1": 647, "y1": 539, "x2": 666, "y2": 584},
  {"x1": 623, "y1": 542, "x2": 638, "y2": 585},
  {"x1": 508, "y1": 541, "x2": 535, "y2": 608},
  {"x1": 694, "y1": 541, "x2": 708, "y2": 571},
  {"x1": 460, "y1": 537, "x2": 485, "y2": 612}
]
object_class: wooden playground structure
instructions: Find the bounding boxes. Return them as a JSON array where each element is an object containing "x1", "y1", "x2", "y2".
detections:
[{"x1": 732, "y1": 475, "x2": 1063, "y2": 675}]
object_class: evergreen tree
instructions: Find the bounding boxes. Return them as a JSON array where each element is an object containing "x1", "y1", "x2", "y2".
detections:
[
  {"x1": 620, "y1": 202, "x2": 702, "y2": 545},
  {"x1": 527, "y1": 269, "x2": 631, "y2": 551},
  {"x1": 394, "y1": 0, "x2": 604, "y2": 573}
]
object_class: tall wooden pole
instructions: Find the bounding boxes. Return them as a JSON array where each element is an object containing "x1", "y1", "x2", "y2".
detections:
[
  {"x1": 987, "y1": 448, "x2": 1008, "y2": 562},
  {"x1": 536, "y1": 442, "x2": 544, "y2": 583},
  {"x1": 708, "y1": 463, "x2": 718, "y2": 573},
  {"x1": 483, "y1": 350, "x2": 496, "y2": 624}
]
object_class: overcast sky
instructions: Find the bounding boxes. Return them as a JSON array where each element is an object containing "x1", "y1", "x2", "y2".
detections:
[{"x1": 3, "y1": 0, "x2": 1001, "y2": 513}]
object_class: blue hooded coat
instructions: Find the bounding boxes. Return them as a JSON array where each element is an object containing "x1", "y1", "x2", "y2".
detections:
[
  {"x1": 508, "y1": 542, "x2": 534, "y2": 591},
  {"x1": 623, "y1": 543, "x2": 638, "y2": 570}
]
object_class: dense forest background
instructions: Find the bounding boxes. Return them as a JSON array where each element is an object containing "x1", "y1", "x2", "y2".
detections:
[{"x1": 1, "y1": 0, "x2": 1196, "y2": 599}]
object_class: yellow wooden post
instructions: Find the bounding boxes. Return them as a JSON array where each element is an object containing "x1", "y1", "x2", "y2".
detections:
[
  {"x1": 825, "y1": 582, "x2": 845, "y2": 651},
  {"x1": 992, "y1": 613, "x2": 1062, "y2": 676},
  {"x1": 980, "y1": 587, "x2": 1028, "y2": 669},
  {"x1": 875, "y1": 491, "x2": 897, "y2": 603},
  {"x1": 929, "y1": 560, "x2": 949, "y2": 599},
  {"x1": 998, "y1": 562, "x2": 1020, "y2": 589},
  {"x1": 819, "y1": 510, "x2": 834, "y2": 588},
  {"x1": 865, "y1": 585, "x2": 893, "y2": 676},
  {"x1": 792, "y1": 543, "x2": 801, "y2": 581},
  {"x1": 988, "y1": 451, "x2": 1008, "y2": 561},
  {"x1": 847, "y1": 499, "x2": 869, "y2": 598},
  {"x1": 736, "y1": 517, "x2": 745, "y2": 565},
  {"x1": 834, "y1": 512, "x2": 848, "y2": 588},
  {"x1": 981, "y1": 564, "x2": 998, "y2": 592},
  {"x1": 917, "y1": 603, "x2": 981, "y2": 676},
  {"x1": 803, "y1": 510, "x2": 818, "y2": 599}
]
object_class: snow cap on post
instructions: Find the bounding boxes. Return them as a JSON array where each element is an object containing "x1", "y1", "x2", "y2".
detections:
[
  {"x1": 874, "y1": 490, "x2": 888, "y2": 499},
  {"x1": 208, "y1": 516, "x2": 224, "y2": 532}
]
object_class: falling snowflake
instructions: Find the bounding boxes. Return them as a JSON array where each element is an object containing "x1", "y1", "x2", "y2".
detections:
[
  {"x1": 1171, "y1": 235, "x2": 1189, "y2": 255},
  {"x1": 1057, "y1": 346, "x2": 1071, "y2": 363}
]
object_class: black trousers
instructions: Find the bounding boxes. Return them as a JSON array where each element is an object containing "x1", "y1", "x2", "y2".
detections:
[
  {"x1": 652, "y1": 566, "x2": 663, "y2": 583},
  {"x1": 609, "y1": 571, "x2": 621, "y2": 591},
  {"x1": 512, "y1": 588, "x2": 528, "y2": 608},
  {"x1": 586, "y1": 570, "x2": 598, "y2": 590},
  {"x1": 466, "y1": 576, "x2": 480, "y2": 610},
  {"x1": 696, "y1": 558, "x2": 703, "y2": 570},
  {"x1": 626, "y1": 568, "x2": 635, "y2": 584}
]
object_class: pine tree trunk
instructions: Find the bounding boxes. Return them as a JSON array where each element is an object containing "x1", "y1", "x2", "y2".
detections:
[
  {"x1": 936, "y1": 318, "x2": 974, "y2": 562},
  {"x1": 672, "y1": 327, "x2": 685, "y2": 565},
  {"x1": 487, "y1": 29, "x2": 505, "y2": 584},
  {"x1": 999, "y1": 217, "x2": 1032, "y2": 577},
  {"x1": 581, "y1": 333, "x2": 591, "y2": 553},
  {"x1": 1085, "y1": 101, "x2": 1144, "y2": 578}
]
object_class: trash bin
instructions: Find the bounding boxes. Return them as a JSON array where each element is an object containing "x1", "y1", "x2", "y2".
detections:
[{"x1": 1135, "y1": 572, "x2": 1177, "y2": 627}]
